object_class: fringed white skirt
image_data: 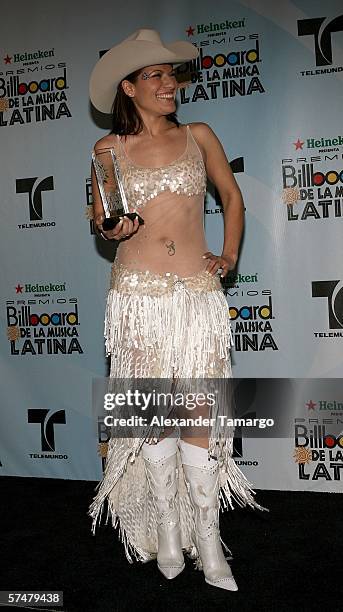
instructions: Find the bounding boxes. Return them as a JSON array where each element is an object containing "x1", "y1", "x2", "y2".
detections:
[{"x1": 89, "y1": 262, "x2": 262, "y2": 563}]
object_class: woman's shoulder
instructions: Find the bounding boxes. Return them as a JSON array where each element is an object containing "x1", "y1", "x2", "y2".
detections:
[
  {"x1": 187, "y1": 122, "x2": 217, "y2": 144},
  {"x1": 187, "y1": 122, "x2": 214, "y2": 135},
  {"x1": 93, "y1": 133, "x2": 118, "y2": 152},
  {"x1": 186, "y1": 123, "x2": 220, "y2": 159}
]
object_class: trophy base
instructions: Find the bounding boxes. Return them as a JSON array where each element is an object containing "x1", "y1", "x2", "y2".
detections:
[{"x1": 103, "y1": 212, "x2": 144, "y2": 230}]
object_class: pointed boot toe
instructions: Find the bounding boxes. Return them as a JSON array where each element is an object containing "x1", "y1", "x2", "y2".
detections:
[
  {"x1": 205, "y1": 575, "x2": 238, "y2": 591},
  {"x1": 158, "y1": 561, "x2": 185, "y2": 579}
]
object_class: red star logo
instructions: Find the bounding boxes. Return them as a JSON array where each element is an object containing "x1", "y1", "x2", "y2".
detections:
[
  {"x1": 186, "y1": 25, "x2": 195, "y2": 37},
  {"x1": 4, "y1": 54, "x2": 12, "y2": 64},
  {"x1": 293, "y1": 138, "x2": 304, "y2": 150},
  {"x1": 15, "y1": 284, "x2": 24, "y2": 293},
  {"x1": 306, "y1": 400, "x2": 316, "y2": 410}
]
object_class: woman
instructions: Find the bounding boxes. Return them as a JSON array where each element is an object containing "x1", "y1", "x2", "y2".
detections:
[{"x1": 88, "y1": 29, "x2": 261, "y2": 591}]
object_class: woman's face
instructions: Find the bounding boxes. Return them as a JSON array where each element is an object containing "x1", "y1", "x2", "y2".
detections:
[{"x1": 122, "y1": 64, "x2": 177, "y2": 115}]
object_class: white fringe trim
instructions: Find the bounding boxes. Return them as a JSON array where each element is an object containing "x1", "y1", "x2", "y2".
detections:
[{"x1": 104, "y1": 285, "x2": 233, "y2": 378}]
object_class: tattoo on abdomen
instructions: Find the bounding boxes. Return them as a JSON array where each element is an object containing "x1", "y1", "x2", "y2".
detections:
[{"x1": 165, "y1": 240, "x2": 176, "y2": 256}]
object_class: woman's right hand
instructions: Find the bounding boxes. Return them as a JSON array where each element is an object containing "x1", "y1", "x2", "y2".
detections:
[{"x1": 95, "y1": 213, "x2": 140, "y2": 241}]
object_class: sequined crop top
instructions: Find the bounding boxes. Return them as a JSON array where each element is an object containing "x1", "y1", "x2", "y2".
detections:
[{"x1": 116, "y1": 125, "x2": 207, "y2": 210}]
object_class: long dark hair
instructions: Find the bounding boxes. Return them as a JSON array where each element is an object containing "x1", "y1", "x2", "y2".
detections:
[{"x1": 110, "y1": 68, "x2": 179, "y2": 136}]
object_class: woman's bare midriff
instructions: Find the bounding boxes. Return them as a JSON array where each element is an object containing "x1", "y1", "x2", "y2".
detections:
[{"x1": 116, "y1": 191, "x2": 209, "y2": 276}]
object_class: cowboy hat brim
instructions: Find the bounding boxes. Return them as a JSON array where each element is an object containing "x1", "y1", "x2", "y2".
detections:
[{"x1": 89, "y1": 31, "x2": 198, "y2": 114}]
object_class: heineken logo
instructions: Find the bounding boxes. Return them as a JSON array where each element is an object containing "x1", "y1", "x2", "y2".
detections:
[
  {"x1": 15, "y1": 282, "x2": 66, "y2": 294},
  {"x1": 186, "y1": 18, "x2": 246, "y2": 37},
  {"x1": 307, "y1": 136, "x2": 343, "y2": 148},
  {"x1": 307, "y1": 400, "x2": 343, "y2": 411},
  {"x1": 226, "y1": 273, "x2": 258, "y2": 284},
  {"x1": 4, "y1": 48, "x2": 55, "y2": 64}
]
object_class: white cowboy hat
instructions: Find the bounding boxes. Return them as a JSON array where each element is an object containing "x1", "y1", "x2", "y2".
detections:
[{"x1": 89, "y1": 28, "x2": 198, "y2": 113}]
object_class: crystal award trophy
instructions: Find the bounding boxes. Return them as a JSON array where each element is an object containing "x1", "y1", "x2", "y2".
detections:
[{"x1": 92, "y1": 147, "x2": 144, "y2": 230}]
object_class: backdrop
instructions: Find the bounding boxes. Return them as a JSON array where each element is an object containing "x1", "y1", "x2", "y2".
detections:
[{"x1": 1, "y1": 0, "x2": 342, "y2": 492}]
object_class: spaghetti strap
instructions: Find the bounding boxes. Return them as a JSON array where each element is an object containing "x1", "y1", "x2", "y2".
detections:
[{"x1": 187, "y1": 124, "x2": 205, "y2": 163}]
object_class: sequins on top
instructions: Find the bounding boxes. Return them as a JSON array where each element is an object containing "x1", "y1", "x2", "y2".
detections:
[
  {"x1": 110, "y1": 261, "x2": 221, "y2": 295},
  {"x1": 116, "y1": 125, "x2": 207, "y2": 210}
]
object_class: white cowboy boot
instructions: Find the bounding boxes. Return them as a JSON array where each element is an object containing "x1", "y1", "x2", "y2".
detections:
[
  {"x1": 142, "y1": 436, "x2": 185, "y2": 579},
  {"x1": 179, "y1": 440, "x2": 238, "y2": 591}
]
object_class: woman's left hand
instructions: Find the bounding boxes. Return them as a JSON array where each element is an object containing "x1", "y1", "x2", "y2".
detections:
[{"x1": 202, "y1": 252, "x2": 236, "y2": 277}]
